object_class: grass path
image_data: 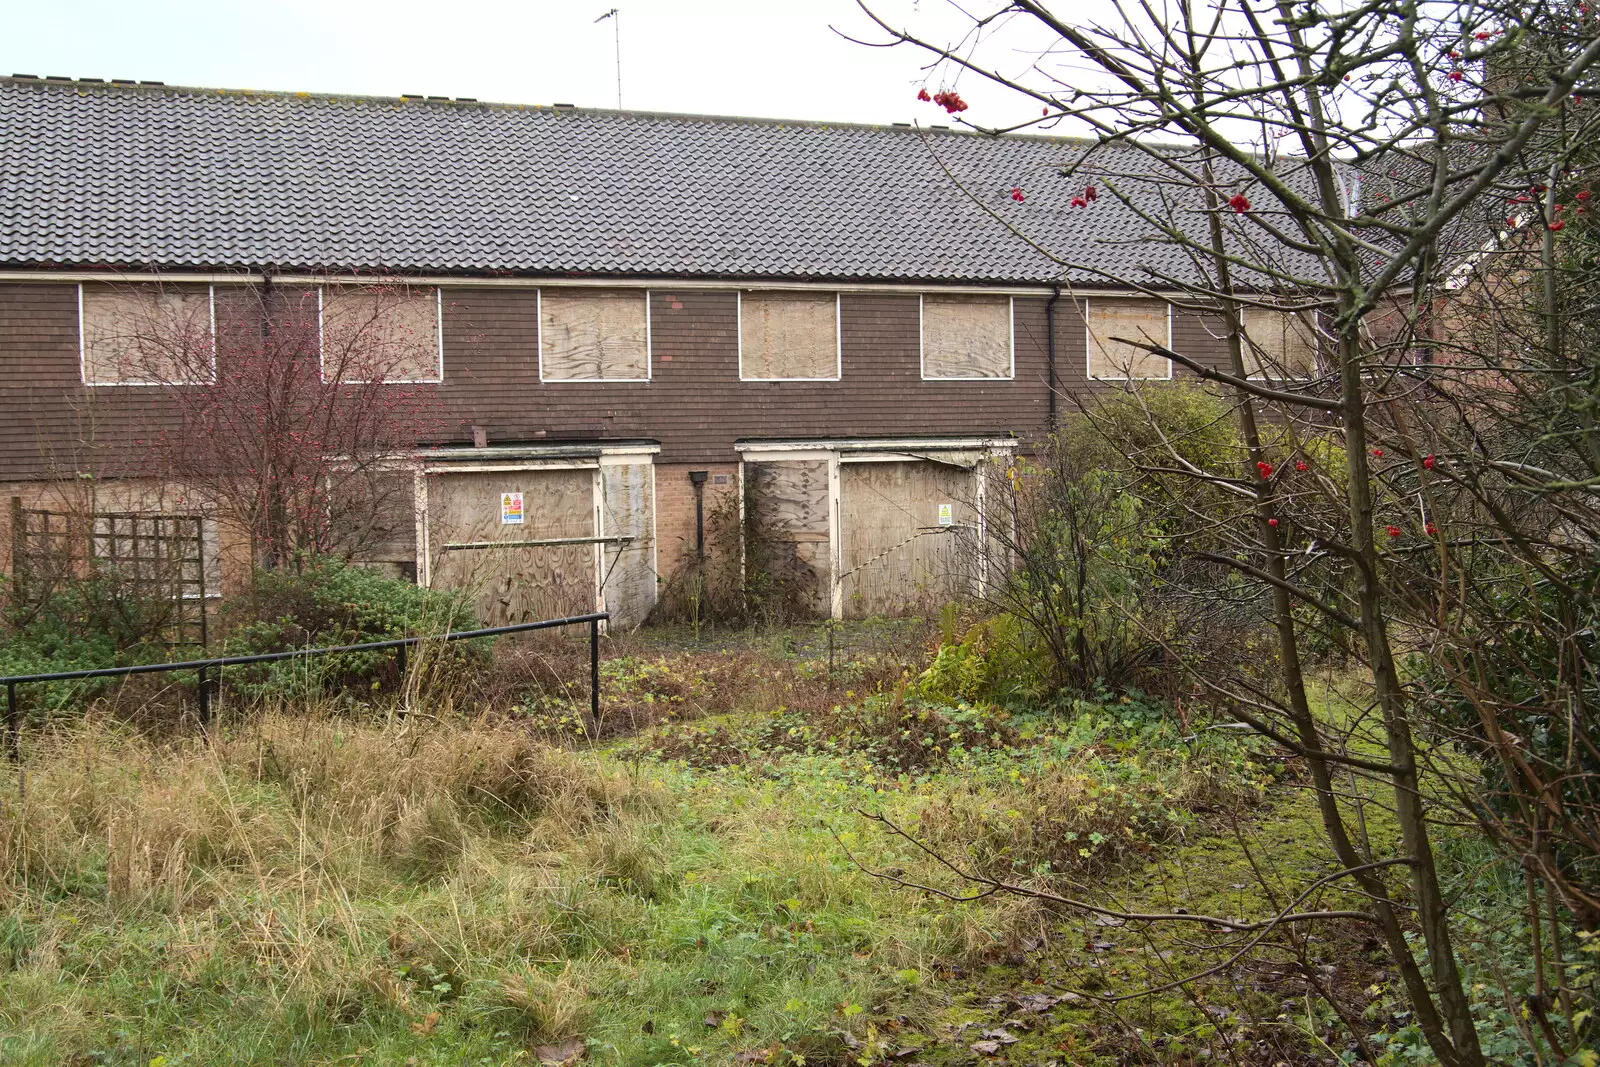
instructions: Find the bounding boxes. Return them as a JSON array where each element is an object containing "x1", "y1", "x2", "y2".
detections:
[
  {"x1": 897, "y1": 781, "x2": 1386, "y2": 1066},
  {"x1": 0, "y1": 688, "x2": 1289, "y2": 1066}
]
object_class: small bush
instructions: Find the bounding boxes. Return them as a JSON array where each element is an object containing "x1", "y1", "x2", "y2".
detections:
[
  {"x1": 970, "y1": 386, "x2": 1279, "y2": 706},
  {"x1": 0, "y1": 573, "x2": 180, "y2": 712},
  {"x1": 220, "y1": 557, "x2": 484, "y2": 703},
  {"x1": 915, "y1": 614, "x2": 1056, "y2": 706}
]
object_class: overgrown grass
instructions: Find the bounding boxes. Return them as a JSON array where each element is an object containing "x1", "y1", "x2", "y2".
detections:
[{"x1": 0, "y1": 659, "x2": 1272, "y2": 1066}]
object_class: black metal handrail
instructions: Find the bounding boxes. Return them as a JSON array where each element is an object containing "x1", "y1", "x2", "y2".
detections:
[{"x1": 3, "y1": 611, "x2": 609, "y2": 761}]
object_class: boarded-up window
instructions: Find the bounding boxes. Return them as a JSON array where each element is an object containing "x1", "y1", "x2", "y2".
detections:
[
  {"x1": 540, "y1": 289, "x2": 650, "y2": 381},
  {"x1": 81, "y1": 284, "x2": 214, "y2": 385},
  {"x1": 1241, "y1": 307, "x2": 1318, "y2": 379},
  {"x1": 1087, "y1": 299, "x2": 1172, "y2": 380},
  {"x1": 321, "y1": 286, "x2": 442, "y2": 383},
  {"x1": 739, "y1": 291, "x2": 838, "y2": 380},
  {"x1": 922, "y1": 294, "x2": 1013, "y2": 379}
]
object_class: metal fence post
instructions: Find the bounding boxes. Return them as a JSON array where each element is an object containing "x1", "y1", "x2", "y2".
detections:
[
  {"x1": 590, "y1": 617, "x2": 600, "y2": 727},
  {"x1": 395, "y1": 640, "x2": 410, "y2": 721},
  {"x1": 6, "y1": 681, "x2": 18, "y2": 763},
  {"x1": 197, "y1": 664, "x2": 211, "y2": 725}
]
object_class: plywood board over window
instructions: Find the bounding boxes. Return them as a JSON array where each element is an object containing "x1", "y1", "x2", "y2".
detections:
[
  {"x1": 321, "y1": 286, "x2": 442, "y2": 383},
  {"x1": 80, "y1": 283, "x2": 214, "y2": 385},
  {"x1": 1086, "y1": 299, "x2": 1172, "y2": 380},
  {"x1": 922, "y1": 294, "x2": 1013, "y2": 379},
  {"x1": 600, "y1": 462, "x2": 657, "y2": 629},
  {"x1": 739, "y1": 291, "x2": 839, "y2": 380},
  {"x1": 1241, "y1": 307, "x2": 1319, "y2": 379},
  {"x1": 540, "y1": 289, "x2": 651, "y2": 381}
]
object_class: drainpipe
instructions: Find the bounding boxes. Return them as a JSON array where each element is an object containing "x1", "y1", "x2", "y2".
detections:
[
  {"x1": 1045, "y1": 284, "x2": 1062, "y2": 434},
  {"x1": 688, "y1": 470, "x2": 708, "y2": 560}
]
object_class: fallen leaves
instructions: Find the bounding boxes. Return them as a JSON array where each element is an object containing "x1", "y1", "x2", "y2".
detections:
[{"x1": 533, "y1": 1036, "x2": 587, "y2": 1066}]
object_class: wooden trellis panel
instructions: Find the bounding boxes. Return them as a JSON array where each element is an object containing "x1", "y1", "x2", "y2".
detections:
[{"x1": 8, "y1": 500, "x2": 212, "y2": 650}]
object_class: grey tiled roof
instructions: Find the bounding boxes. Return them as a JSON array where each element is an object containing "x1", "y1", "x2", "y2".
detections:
[{"x1": 0, "y1": 76, "x2": 1324, "y2": 286}]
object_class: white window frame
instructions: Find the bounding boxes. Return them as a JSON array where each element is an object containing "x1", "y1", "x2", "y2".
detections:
[
  {"x1": 318, "y1": 286, "x2": 445, "y2": 385},
  {"x1": 1085, "y1": 297, "x2": 1174, "y2": 382},
  {"x1": 536, "y1": 288, "x2": 654, "y2": 383},
  {"x1": 918, "y1": 293, "x2": 1016, "y2": 381},
  {"x1": 736, "y1": 290, "x2": 842, "y2": 382},
  {"x1": 79, "y1": 282, "x2": 218, "y2": 386}
]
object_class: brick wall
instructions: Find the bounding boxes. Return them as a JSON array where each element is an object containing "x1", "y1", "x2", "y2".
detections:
[
  {"x1": 0, "y1": 282, "x2": 1237, "y2": 482},
  {"x1": 653, "y1": 461, "x2": 740, "y2": 589}
]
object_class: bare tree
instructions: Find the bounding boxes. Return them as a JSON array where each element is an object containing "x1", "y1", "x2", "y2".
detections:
[
  {"x1": 100, "y1": 278, "x2": 442, "y2": 572},
  {"x1": 851, "y1": 1, "x2": 1600, "y2": 1063}
]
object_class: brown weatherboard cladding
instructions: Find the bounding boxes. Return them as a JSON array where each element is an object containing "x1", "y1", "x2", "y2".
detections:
[{"x1": 0, "y1": 283, "x2": 1236, "y2": 482}]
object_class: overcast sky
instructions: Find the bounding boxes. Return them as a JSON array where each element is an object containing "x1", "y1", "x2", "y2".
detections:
[{"x1": 1, "y1": 0, "x2": 1107, "y2": 131}]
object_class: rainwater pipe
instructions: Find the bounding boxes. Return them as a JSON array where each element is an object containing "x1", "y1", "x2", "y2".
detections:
[
  {"x1": 1045, "y1": 284, "x2": 1062, "y2": 433},
  {"x1": 688, "y1": 470, "x2": 708, "y2": 561}
]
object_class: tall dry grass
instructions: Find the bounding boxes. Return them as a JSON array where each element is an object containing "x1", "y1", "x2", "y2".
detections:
[
  {"x1": 1, "y1": 713, "x2": 658, "y2": 913},
  {"x1": 0, "y1": 704, "x2": 1042, "y2": 1064}
]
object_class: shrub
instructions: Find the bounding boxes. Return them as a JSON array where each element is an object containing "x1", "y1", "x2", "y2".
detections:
[
  {"x1": 0, "y1": 572, "x2": 177, "y2": 712},
  {"x1": 915, "y1": 613, "x2": 1055, "y2": 706},
  {"x1": 1065, "y1": 382, "x2": 1245, "y2": 542},
  {"x1": 220, "y1": 557, "x2": 484, "y2": 704},
  {"x1": 968, "y1": 386, "x2": 1278, "y2": 705},
  {"x1": 985, "y1": 459, "x2": 1167, "y2": 697}
]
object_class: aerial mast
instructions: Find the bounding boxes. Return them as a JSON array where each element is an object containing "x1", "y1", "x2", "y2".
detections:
[{"x1": 595, "y1": 8, "x2": 621, "y2": 108}]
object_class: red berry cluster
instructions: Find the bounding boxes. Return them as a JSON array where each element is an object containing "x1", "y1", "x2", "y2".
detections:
[
  {"x1": 1069, "y1": 184, "x2": 1099, "y2": 209},
  {"x1": 916, "y1": 88, "x2": 967, "y2": 113},
  {"x1": 1229, "y1": 193, "x2": 1251, "y2": 213},
  {"x1": 1010, "y1": 187, "x2": 1025, "y2": 202}
]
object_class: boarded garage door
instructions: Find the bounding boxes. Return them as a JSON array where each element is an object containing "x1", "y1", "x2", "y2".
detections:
[
  {"x1": 427, "y1": 468, "x2": 597, "y2": 625},
  {"x1": 600, "y1": 461, "x2": 656, "y2": 629},
  {"x1": 745, "y1": 459, "x2": 831, "y2": 618},
  {"x1": 838, "y1": 460, "x2": 975, "y2": 619}
]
